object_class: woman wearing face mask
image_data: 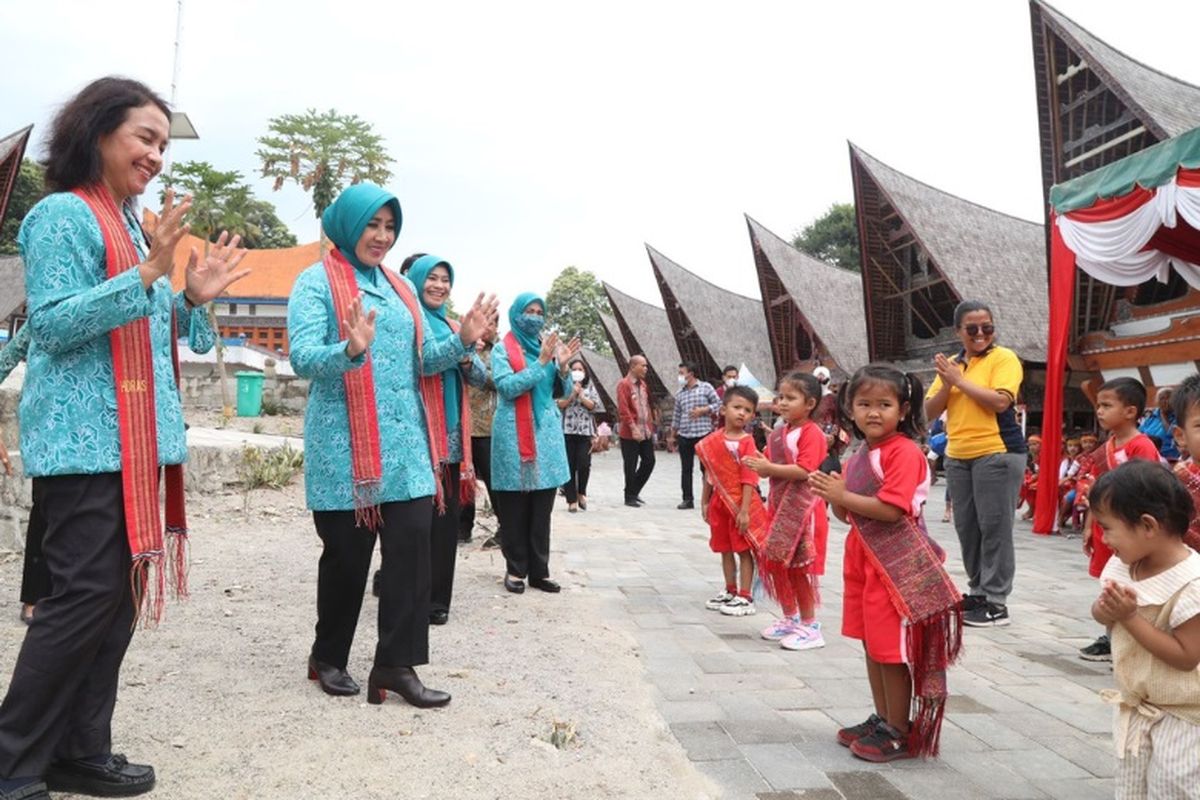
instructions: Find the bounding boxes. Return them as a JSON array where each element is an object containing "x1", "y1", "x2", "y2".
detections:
[
  {"x1": 557, "y1": 357, "x2": 603, "y2": 512},
  {"x1": 491, "y1": 295, "x2": 581, "y2": 593},
  {"x1": 401, "y1": 255, "x2": 491, "y2": 626},
  {"x1": 288, "y1": 183, "x2": 497, "y2": 708}
]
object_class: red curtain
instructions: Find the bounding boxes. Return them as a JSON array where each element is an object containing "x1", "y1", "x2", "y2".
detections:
[
  {"x1": 1033, "y1": 215, "x2": 1077, "y2": 534},
  {"x1": 1178, "y1": 167, "x2": 1200, "y2": 189}
]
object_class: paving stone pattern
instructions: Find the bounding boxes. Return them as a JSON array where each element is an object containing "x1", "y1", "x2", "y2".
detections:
[{"x1": 559, "y1": 451, "x2": 1117, "y2": 799}]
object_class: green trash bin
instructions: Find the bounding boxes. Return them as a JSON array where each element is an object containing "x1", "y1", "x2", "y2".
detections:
[{"x1": 235, "y1": 371, "x2": 265, "y2": 417}]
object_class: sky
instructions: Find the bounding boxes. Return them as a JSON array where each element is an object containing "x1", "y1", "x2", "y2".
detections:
[{"x1": 3, "y1": 0, "x2": 1199, "y2": 315}]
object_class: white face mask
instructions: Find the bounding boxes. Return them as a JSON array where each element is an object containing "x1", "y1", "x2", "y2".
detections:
[
  {"x1": 571, "y1": 370, "x2": 586, "y2": 383},
  {"x1": 678, "y1": 374, "x2": 688, "y2": 386},
  {"x1": 724, "y1": 378, "x2": 737, "y2": 388}
]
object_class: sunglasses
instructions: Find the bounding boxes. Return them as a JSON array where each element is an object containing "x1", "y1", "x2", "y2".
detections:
[{"x1": 962, "y1": 323, "x2": 995, "y2": 336}]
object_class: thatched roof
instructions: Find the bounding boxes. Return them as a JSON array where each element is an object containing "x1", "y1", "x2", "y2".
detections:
[
  {"x1": 745, "y1": 215, "x2": 867, "y2": 376},
  {"x1": 1032, "y1": 1, "x2": 1200, "y2": 139},
  {"x1": 602, "y1": 282, "x2": 679, "y2": 398},
  {"x1": 580, "y1": 346, "x2": 621, "y2": 417},
  {"x1": 0, "y1": 256, "x2": 25, "y2": 324},
  {"x1": 596, "y1": 311, "x2": 629, "y2": 374},
  {"x1": 0, "y1": 126, "x2": 32, "y2": 227},
  {"x1": 645, "y1": 244, "x2": 776, "y2": 389},
  {"x1": 849, "y1": 143, "x2": 1048, "y2": 362}
]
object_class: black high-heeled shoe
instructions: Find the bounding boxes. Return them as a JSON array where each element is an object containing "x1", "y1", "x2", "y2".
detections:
[
  {"x1": 307, "y1": 655, "x2": 361, "y2": 696},
  {"x1": 367, "y1": 665, "x2": 451, "y2": 708}
]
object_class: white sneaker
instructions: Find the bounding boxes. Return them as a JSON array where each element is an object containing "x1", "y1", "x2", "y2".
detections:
[
  {"x1": 720, "y1": 596, "x2": 756, "y2": 616},
  {"x1": 705, "y1": 590, "x2": 735, "y2": 611},
  {"x1": 760, "y1": 618, "x2": 800, "y2": 641},
  {"x1": 780, "y1": 621, "x2": 826, "y2": 651}
]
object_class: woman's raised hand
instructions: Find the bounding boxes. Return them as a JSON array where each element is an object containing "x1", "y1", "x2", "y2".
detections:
[
  {"x1": 140, "y1": 189, "x2": 193, "y2": 288},
  {"x1": 458, "y1": 292, "x2": 500, "y2": 346},
  {"x1": 538, "y1": 330, "x2": 560, "y2": 365},
  {"x1": 185, "y1": 230, "x2": 250, "y2": 306},
  {"x1": 344, "y1": 293, "x2": 377, "y2": 358},
  {"x1": 556, "y1": 335, "x2": 582, "y2": 366}
]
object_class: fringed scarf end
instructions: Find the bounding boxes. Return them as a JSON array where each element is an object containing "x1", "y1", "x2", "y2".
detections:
[
  {"x1": 129, "y1": 553, "x2": 166, "y2": 630},
  {"x1": 459, "y1": 466, "x2": 477, "y2": 504},
  {"x1": 165, "y1": 526, "x2": 190, "y2": 600},
  {"x1": 909, "y1": 696, "x2": 947, "y2": 759},
  {"x1": 353, "y1": 479, "x2": 384, "y2": 531},
  {"x1": 519, "y1": 459, "x2": 538, "y2": 493}
]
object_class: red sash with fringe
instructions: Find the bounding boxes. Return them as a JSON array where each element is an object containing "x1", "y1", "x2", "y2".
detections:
[
  {"x1": 323, "y1": 249, "x2": 443, "y2": 524},
  {"x1": 74, "y1": 186, "x2": 188, "y2": 626},
  {"x1": 1176, "y1": 462, "x2": 1200, "y2": 552},
  {"x1": 758, "y1": 424, "x2": 823, "y2": 603},
  {"x1": 503, "y1": 332, "x2": 538, "y2": 488},
  {"x1": 695, "y1": 432, "x2": 768, "y2": 550},
  {"x1": 419, "y1": 318, "x2": 475, "y2": 505},
  {"x1": 843, "y1": 444, "x2": 962, "y2": 758}
]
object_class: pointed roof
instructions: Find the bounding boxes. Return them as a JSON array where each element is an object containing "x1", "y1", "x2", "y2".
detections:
[
  {"x1": 580, "y1": 346, "x2": 621, "y2": 417},
  {"x1": 602, "y1": 282, "x2": 679, "y2": 398},
  {"x1": 0, "y1": 255, "x2": 25, "y2": 324},
  {"x1": 849, "y1": 143, "x2": 1048, "y2": 361},
  {"x1": 597, "y1": 311, "x2": 629, "y2": 374},
  {"x1": 745, "y1": 215, "x2": 867, "y2": 375},
  {"x1": 0, "y1": 126, "x2": 33, "y2": 234},
  {"x1": 645, "y1": 245, "x2": 775, "y2": 388},
  {"x1": 1032, "y1": 1, "x2": 1200, "y2": 140}
]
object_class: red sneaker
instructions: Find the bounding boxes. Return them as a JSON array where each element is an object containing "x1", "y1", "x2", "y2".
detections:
[
  {"x1": 836, "y1": 713, "x2": 882, "y2": 747},
  {"x1": 849, "y1": 722, "x2": 914, "y2": 762}
]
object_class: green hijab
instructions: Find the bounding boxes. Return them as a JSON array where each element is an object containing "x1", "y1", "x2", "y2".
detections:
[
  {"x1": 408, "y1": 254, "x2": 463, "y2": 439},
  {"x1": 508, "y1": 292, "x2": 552, "y2": 413},
  {"x1": 321, "y1": 183, "x2": 403, "y2": 271}
]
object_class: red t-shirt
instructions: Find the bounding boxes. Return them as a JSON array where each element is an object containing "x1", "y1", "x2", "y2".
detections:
[
  {"x1": 784, "y1": 420, "x2": 828, "y2": 472},
  {"x1": 860, "y1": 434, "x2": 930, "y2": 522},
  {"x1": 1089, "y1": 433, "x2": 1161, "y2": 476},
  {"x1": 725, "y1": 434, "x2": 759, "y2": 487}
]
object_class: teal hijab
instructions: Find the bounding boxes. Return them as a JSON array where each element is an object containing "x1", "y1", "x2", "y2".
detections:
[
  {"x1": 321, "y1": 183, "x2": 403, "y2": 271},
  {"x1": 409, "y1": 254, "x2": 463, "y2": 437},
  {"x1": 508, "y1": 292, "x2": 551, "y2": 413}
]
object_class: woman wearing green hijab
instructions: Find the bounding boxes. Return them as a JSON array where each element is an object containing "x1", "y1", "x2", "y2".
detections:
[
  {"x1": 288, "y1": 183, "x2": 497, "y2": 708},
  {"x1": 491, "y1": 294, "x2": 581, "y2": 594}
]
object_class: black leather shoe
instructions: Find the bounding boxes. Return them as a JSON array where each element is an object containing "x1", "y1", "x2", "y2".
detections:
[
  {"x1": 0, "y1": 782, "x2": 49, "y2": 800},
  {"x1": 624, "y1": 499, "x2": 640, "y2": 508},
  {"x1": 635, "y1": 497, "x2": 646, "y2": 506},
  {"x1": 529, "y1": 578, "x2": 561, "y2": 593},
  {"x1": 504, "y1": 575, "x2": 526, "y2": 594},
  {"x1": 367, "y1": 665, "x2": 451, "y2": 708},
  {"x1": 307, "y1": 655, "x2": 361, "y2": 696},
  {"x1": 429, "y1": 609, "x2": 449, "y2": 625},
  {"x1": 372, "y1": 569, "x2": 382, "y2": 598},
  {"x1": 677, "y1": 501, "x2": 694, "y2": 510},
  {"x1": 45, "y1": 754, "x2": 155, "y2": 797}
]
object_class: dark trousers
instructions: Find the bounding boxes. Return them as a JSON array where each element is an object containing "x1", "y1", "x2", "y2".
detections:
[
  {"x1": 431, "y1": 464, "x2": 460, "y2": 615},
  {"x1": 676, "y1": 435, "x2": 704, "y2": 503},
  {"x1": 19, "y1": 494, "x2": 50, "y2": 605},
  {"x1": 620, "y1": 438, "x2": 656, "y2": 501},
  {"x1": 459, "y1": 437, "x2": 497, "y2": 538},
  {"x1": 494, "y1": 489, "x2": 555, "y2": 581},
  {"x1": 313, "y1": 497, "x2": 433, "y2": 670},
  {"x1": 562, "y1": 434, "x2": 593, "y2": 504},
  {"x1": 0, "y1": 473, "x2": 135, "y2": 780}
]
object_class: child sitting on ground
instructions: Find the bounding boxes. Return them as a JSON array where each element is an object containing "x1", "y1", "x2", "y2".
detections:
[
  {"x1": 1089, "y1": 460, "x2": 1200, "y2": 798},
  {"x1": 1057, "y1": 435, "x2": 1083, "y2": 530},
  {"x1": 744, "y1": 372, "x2": 829, "y2": 651},
  {"x1": 697, "y1": 386, "x2": 765, "y2": 617},
  {"x1": 811, "y1": 365, "x2": 961, "y2": 762},
  {"x1": 1019, "y1": 433, "x2": 1041, "y2": 520}
]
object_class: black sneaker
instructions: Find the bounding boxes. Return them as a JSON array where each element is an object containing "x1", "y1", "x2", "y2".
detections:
[
  {"x1": 677, "y1": 500, "x2": 694, "y2": 510},
  {"x1": 837, "y1": 713, "x2": 883, "y2": 747},
  {"x1": 963, "y1": 601, "x2": 1010, "y2": 627},
  {"x1": 849, "y1": 721, "x2": 914, "y2": 762},
  {"x1": 961, "y1": 594, "x2": 986, "y2": 612},
  {"x1": 1079, "y1": 634, "x2": 1112, "y2": 662}
]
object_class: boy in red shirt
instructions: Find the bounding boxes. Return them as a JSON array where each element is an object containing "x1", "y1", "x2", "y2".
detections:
[
  {"x1": 1079, "y1": 377, "x2": 1159, "y2": 661},
  {"x1": 1171, "y1": 374, "x2": 1200, "y2": 551}
]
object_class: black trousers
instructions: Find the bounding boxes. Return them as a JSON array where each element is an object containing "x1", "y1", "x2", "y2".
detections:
[
  {"x1": 312, "y1": 497, "x2": 433, "y2": 670},
  {"x1": 459, "y1": 437, "x2": 497, "y2": 538},
  {"x1": 19, "y1": 493, "x2": 50, "y2": 605},
  {"x1": 430, "y1": 464, "x2": 460, "y2": 615},
  {"x1": 621, "y1": 438, "x2": 656, "y2": 501},
  {"x1": 676, "y1": 435, "x2": 704, "y2": 503},
  {"x1": 0, "y1": 473, "x2": 135, "y2": 780},
  {"x1": 493, "y1": 489, "x2": 555, "y2": 581},
  {"x1": 562, "y1": 434, "x2": 593, "y2": 504}
]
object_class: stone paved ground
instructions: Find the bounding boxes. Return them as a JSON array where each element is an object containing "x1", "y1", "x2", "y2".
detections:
[{"x1": 559, "y1": 449, "x2": 1116, "y2": 799}]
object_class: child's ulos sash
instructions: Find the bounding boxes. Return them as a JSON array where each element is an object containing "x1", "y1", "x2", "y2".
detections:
[
  {"x1": 695, "y1": 432, "x2": 768, "y2": 550},
  {"x1": 323, "y1": 248, "x2": 443, "y2": 524},
  {"x1": 419, "y1": 319, "x2": 475, "y2": 506},
  {"x1": 1177, "y1": 462, "x2": 1200, "y2": 552},
  {"x1": 502, "y1": 331, "x2": 538, "y2": 490},
  {"x1": 758, "y1": 424, "x2": 823, "y2": 603},
  {"x1": 843, "y1": 444, "x2": 962, "y2": 758},
  {"x1": 74, "y1": 185, "x2": 189, "y2": 626}
]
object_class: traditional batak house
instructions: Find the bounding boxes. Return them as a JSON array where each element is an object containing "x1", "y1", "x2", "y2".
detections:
[
  {"x1": 645, "y1": 244, "x2": 776, "y2": 391},
  {"x1": 746, "y1": 214, "x2": 867, "y2": 381},
  {"x1": 848, "y1": 143, "x2": 1055, "y2": 427},
  {"x1": 0, "y1": 125, "x2": 33, "y2": 338},
  {"x1": 580, "y1": 345, "x2": 621, "y2": 424},
  {"x1": 601, "y1": 282, "x2": 680, "y2": 409},
  {"x1": 597, "y1": 311, "x2": 629, "y2": 375}
]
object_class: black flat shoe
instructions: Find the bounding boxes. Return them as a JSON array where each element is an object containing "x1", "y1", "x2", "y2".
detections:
[
  {"x1": 677, "y1": 501, "x2": 694, "y2": 510},
  {"x1": 45, "y1": 754, "x2": 155, "y2": 797},
  {"x1": 624, "y1": 499, "x2": 640, "y2": 508},
  {"x1": 371, "y1": 569, "x2": 382, "y2": 598},
  {"x1": 529, "y1": 578, "x2": 561, "y2": 593},
  {"x1": 307, "y1": 655, "x2": 361, "y2": 696},
  {"x1": 367, "y1": 665, "x2": 451, "y2": 708},
  {"x1": 636, "y1": 497, "x2": 646, "y2": 506},
  {"x1": 0, "y1": 781, "x2": 49, "y2": 800},
  {"x1": 504, "y1": 575, "x2": 525, "y2": 594},
  {"x1": 429, "y1": 609, "x2": 449, "y2": 625}
]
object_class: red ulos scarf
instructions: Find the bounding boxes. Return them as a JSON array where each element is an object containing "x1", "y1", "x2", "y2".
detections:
[
  {"x1": 420, "y1": 318, "x2": 475, "y2": 505},
  {"x1": 843, "y1": 443, "x2": 962, "y2": 758},
  {"x1": 503, "y1": 332, "x2": 538, "y2": 489},
  {"x1": 694, "y1": 431, "x2": 768, "y2": 550},
  {"x1": 758, "y1": 424, "x2": 822, "y2": 603},
  {"x1": 1176, "y1": 462, "x2": 1200, "y2": 552},
  {"x1": 74, "y1": 186, "x2": 188, "y2": 626},
  {"x1": 323, "y1": 248, "x2": 445, "y2": 524}
]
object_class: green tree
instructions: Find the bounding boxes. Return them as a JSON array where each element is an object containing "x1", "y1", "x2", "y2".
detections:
[
  {"x1": 545, "y1": 266, "x2": 612, "y2": 355},
  {"x1": 0, "y1": 160, "x2": 47, "y2": 255},
  {"x1": 241, "y1": 198, "x2": 298, "y2": 249},
  {"x1": 256, "y1": 109, "x2": 393, "y2": 227},
  {"x1": 792, "y1": 202, "x2": 861, "y2": 271}
]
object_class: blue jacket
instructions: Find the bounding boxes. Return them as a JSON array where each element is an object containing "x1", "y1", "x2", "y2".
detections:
[
  {"x1": 0, "y1": 324, "x2": 30, "y2": 384},
  {"x1": 490, "y1": 343, "x2": 571, "y2": 491},
  {"x1": 287, "y1": 262, "x2": 467, "y2": 510},
  {"x1": 17, "y1": 192, "x2": 214, "y2": 477}
]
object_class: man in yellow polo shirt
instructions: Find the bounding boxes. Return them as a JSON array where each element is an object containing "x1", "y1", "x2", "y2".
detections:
[{"x1": 925, "y1": 301, "x2": 1027, "y2": 628}]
